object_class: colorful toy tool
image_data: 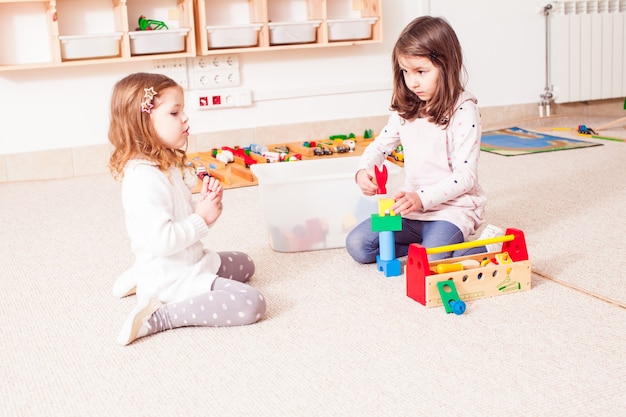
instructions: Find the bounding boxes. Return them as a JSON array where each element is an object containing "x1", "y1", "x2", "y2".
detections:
[
  {"x1": 374, "y1": 164, "x2": 388, "y2": 195},
  {"x1": 436, "y1": 280, "x2": 466, "y2": 315},
  {"x1": 406, "y1": 228, "x2": 531, "y2": 310}
]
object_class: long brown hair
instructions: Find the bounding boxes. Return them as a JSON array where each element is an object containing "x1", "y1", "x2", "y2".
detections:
[
  {"x1": 390, "y1": 16, "x2": 466, "y2": 126},
  {"x1": 108, "y1": 72, "x2": 185, "y2": 180}
]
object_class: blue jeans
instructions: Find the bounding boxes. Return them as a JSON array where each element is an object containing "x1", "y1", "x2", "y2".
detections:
[{"x1": 345, "y1": 218, "x2": 486, "y2": 264}]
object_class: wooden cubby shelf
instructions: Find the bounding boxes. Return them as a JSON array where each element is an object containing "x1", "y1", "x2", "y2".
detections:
[
  {"x1": 195, "y1": 0, "x2": 382, "y2": 55},
  {"x1": 0, "y1": 0, "x2": 381, "y2": 71},
  {"x1": 0, "y1": 0, "x2": 196, "y2": 71}
]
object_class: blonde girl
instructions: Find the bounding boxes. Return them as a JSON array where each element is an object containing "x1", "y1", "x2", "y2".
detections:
[{"x1": 109, "y1": 72, "x2": 265, "y2": 345}]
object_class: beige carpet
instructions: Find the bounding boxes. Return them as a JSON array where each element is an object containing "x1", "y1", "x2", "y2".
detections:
[
  {"x1": 480, "y1": 115, "x2": 626, "y2": 306},
  {"x1": 0, "y1": 116, "x2": 625, "y2": 416}
]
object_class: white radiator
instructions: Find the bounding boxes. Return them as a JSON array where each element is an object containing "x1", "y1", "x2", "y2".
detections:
[{"x1": 550, "y1": 0, "x2": 626, "y2": 103}]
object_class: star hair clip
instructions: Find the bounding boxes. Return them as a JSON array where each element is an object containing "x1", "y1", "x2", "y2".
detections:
[{"x1": 140, "y1": 87, "x2": 158, "y2": 114}]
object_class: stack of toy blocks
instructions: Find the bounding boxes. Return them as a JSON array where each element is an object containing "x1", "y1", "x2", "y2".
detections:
[
  {"x1": 371, "y1": 164, "x2": 402, "y2": 277},
  {"x1": 372, "y1": 198, "x2": 402, "y2": 277}
]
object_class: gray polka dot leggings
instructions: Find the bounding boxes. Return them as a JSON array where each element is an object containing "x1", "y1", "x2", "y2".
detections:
[{"x1": 144, "y1": 252, "x2": 266, "y2": 337}]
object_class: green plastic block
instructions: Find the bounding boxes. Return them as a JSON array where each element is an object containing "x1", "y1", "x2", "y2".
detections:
[{"x1": 371, "y1": 214, "x2": 402, "y2": 232}]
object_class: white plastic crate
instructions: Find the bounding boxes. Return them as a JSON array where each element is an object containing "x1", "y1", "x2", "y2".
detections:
[
  {"x1": 206, "y1": 24, "x2": 262, "y2": 48},
  {"x1": 251, "y1": 157, "x2": 401, "y2": 252},
  {"x1": 58, "y1": 32, "x2": 123, "y2": 60},
  {"x1": 129, "y1": 28, "x2": 190, "y2": 55},
  {"x1": 327, "y1": 17, "x2": 378, "y2": 41},
  {"x1": 268, "y1": 20, "x2": 321, "y2": 45}
]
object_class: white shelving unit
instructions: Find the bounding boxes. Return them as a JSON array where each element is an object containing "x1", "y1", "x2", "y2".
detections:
[
  {"x1": 0, "y1": 0, "x2": 196, "y2": 71},
  {"x1": 194, "y1": 0, "x2": 382, "y2": 55},
  {"x1": 0, "y1": 0, "x2": 382, "y2": 71}
]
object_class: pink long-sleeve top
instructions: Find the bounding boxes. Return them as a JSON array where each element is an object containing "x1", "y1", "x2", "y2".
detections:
[{"x1": 358, "y1": 91, "x2": 486, "y2": 238}]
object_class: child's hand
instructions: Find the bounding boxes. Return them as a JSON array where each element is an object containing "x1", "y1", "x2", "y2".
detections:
[
  {"x1": 355, "y1": 169, "x2": 378, "y2": 196},
  {"x1": 196, "y1": 176, "x2": 223, "y2": 226},
  {"x1": 391, "y1": 191, "x2": 423, "y2": 216},
  {"x1": 200, "y1": 176, "x2": 223, "y2": 200}
]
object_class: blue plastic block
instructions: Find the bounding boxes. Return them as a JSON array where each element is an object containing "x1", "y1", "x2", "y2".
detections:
[{"x1": 376, "y1": 256, "x2": 402, "y2": 278}]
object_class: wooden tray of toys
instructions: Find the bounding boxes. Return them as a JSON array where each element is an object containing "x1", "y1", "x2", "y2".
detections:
[{"x1": 184, "y1": 130, "x2": 405, "y2": 192}]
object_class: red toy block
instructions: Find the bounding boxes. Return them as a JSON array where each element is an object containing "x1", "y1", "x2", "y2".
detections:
[{"x1": 405, "y1": 242, "x2": 431, "y2": 305}]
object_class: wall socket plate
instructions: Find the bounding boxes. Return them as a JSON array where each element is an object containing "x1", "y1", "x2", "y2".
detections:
[
  {"x1": 191, "y1": 88, "x2": 252, "y2": 110},
  {"x1": 151, "y1": 56, "x2": 241, "y2": 91},
  {"x1": 188, "y1": 55, "x2": 240, "y2": 90},
  {"x1": 190, "y1": 69, "x2": 240, "y2": 89},
  {"x1": 191, "y1": 55, "x2": 239, "y2": 71}
]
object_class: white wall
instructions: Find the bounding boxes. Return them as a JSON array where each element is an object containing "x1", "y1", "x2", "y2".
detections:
[
  {"x1": 0, "y1": 0, "x2": 548, "y2": 155},
  {"x1": 430, "y1": 0, "x2": 547, "y2": 106}
]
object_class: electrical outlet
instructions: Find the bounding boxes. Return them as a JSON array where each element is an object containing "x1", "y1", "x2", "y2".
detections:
[
  {"x1": 221, "y1": 55, "x2": 239, "y2": 67},
  {"x1": 190, "y1": 69, "x2": 240, "y2": 89},
  {"x1": 193, "y1": 57, "x2": 212, "y2": 70},
  {"x1": 188, "y1": 55, "x2": 240, "y2": 90},
  {"x1": 209, "y1": 55, "x2": 239, "y2": 68},
  {"x1": 192, "y1": 89, "x2": 252, "y2": 110},
  {"x1": 191, "y1": 55, "x2": 239, "y2": 71}
]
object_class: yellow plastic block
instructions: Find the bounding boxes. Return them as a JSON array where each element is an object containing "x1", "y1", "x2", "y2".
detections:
[{"x1": 378, "y1": 198, "x2": 395, "y2": 216}]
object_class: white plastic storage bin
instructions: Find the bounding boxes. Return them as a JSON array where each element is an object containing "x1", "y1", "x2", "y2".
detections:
[
  {"x1": 327, "y1": 17, "x2": 378, "y2": 41},
  {"x1": 206, "y1": 24, "x2": 262, "y2": 48},
  {"x1": 251, "y1": 157, "x2": 401, "y2": 252},
  {"x1": 129, "y1": 28, "x2": 190, "y2": 55},
  {"x1": 58, "y1": 32, "x2": 123, "y2": 60},
  {"x1": 268, "y1": 20, "x2": 321, "y2": 45}
]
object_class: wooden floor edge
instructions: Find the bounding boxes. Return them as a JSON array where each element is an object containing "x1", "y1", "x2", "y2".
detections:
[{"x1": 533, "y1": 270, "x2": 626, "y2": 310}]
